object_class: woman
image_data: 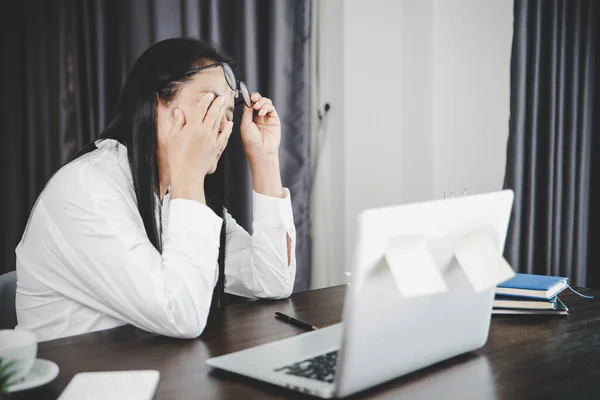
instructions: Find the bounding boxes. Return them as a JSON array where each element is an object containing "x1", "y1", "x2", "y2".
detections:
[{"x1": 15, "y1": 38, "x2": 296, "y2": 342}]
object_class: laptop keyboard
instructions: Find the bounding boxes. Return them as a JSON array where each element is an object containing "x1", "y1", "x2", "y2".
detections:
[{"x1": 274, "y1": 350, "x2": 338, "y2": 384}]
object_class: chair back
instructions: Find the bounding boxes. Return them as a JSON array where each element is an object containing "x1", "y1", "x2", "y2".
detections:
[{"x1": 0, "y1": 271, "x2": 17, "y2": 329}]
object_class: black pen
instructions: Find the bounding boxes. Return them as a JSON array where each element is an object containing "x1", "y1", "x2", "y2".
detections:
[{"x1": 274, "y1": 312, "x2": 318, "y2": 331}]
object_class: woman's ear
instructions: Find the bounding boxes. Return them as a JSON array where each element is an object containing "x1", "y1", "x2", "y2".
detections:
[{"x1": 156, "y1": 101, "x2": 175, "y2": 146}]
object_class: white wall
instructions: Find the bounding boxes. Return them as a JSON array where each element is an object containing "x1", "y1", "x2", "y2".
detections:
[
  {"x1": 311, "y1": 0, "x2": 514, "y2": 289},
  {"x1": 309, "y1": 0, "x2": 347, "y2": 289},
  {"x1": 401, "y1": 0, "x2": 435, "y2": 203},
  {"x1": 432, "y1": 0, "x2": 513, "y2": 198},
  {"x1": 342, "y1": 0, "x2": 405, "y2": 276}
]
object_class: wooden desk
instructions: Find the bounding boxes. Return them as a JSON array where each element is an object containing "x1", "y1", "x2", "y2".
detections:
[{"x1": 13, "y1": 286, "x2": 600, "y2": 399}]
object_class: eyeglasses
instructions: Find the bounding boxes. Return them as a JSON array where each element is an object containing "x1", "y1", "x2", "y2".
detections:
[{"x1": 181, "y1": 62, "x2": 251, "y2": 108}]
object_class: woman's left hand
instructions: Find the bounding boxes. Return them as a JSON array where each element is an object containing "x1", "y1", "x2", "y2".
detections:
[{"x1": 240, "y1": 93, "x2": 281, "y2": 160}]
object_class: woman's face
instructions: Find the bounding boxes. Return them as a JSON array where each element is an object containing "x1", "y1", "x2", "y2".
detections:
[{"x1": 156, "y1": 65, "x2": 236, "y2": 174}]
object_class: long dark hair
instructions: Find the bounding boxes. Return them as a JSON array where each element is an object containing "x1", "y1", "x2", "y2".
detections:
[{"x1": 78, "y1": 38, "x2": 232, "y2": 252}]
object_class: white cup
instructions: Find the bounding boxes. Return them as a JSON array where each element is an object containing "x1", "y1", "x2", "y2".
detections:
[{"x1": 0, "y1": 330, "x2": 37, "y2": 384}]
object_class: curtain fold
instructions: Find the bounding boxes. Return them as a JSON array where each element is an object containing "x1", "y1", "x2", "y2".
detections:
[
  {"x1": 505, "y1": 0, "x2": 600, "y2": 287},
  {"x1": 1, "y1": 0, "x2": 311, "y2": 292}
]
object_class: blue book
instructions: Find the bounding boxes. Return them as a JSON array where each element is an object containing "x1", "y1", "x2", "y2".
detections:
[
  {"x1": 496, "y1": 273, "x2": 568, "y2": 300},
  {"x1": 493, "y1": 295, "x2": 557, "y2": 310},
  {"x1": 492, "y1": 298, "x2": 569, "y2": 315}
]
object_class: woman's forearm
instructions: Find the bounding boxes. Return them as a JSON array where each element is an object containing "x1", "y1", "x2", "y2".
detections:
[{"x1": 248, "y1": 156, "x2": 285, "y2": 198}]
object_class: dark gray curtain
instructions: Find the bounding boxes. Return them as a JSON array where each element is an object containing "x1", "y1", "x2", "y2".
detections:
[
  {"x1": 504, "y1": 0, "x2": 600, "y2": 287},
  {"x1": 0, "y1": 0, "x2": 311, "y2": 292}
]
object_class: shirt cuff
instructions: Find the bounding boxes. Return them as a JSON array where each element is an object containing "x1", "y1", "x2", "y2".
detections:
[
  {"x1": 168, "y1": 199, "x2": 223, "y2": 237},
  {"x1": 253, "y1": 188, "x2": 295, "y2": 232}
]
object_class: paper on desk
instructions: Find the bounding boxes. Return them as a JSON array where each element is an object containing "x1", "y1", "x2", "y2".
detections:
[
  {"x1": 454, "y1": 232, "x2": 515, "y2": 292},
  {"x1": 58, "y1": 370, "x2": 160, "y2": 400},
  {"x1": 384, "y1": 236, "x2": 448, "y2": 298}
]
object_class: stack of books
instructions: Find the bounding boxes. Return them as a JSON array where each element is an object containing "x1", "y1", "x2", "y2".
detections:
[{"x1": 492, "y1": 273, "x2": 569, "y2": 315}]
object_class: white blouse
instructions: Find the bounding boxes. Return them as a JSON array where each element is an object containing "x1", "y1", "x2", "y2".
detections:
[{"x1": 15, "y1": 139, "x2": 296, "y2": 342}]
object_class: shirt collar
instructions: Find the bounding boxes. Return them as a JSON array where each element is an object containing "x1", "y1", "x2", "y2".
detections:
[
  {"x1": 94, "y1": 138, "x2": 171, "y2": 201},
  {"x1": 95, "y1": 138, "x2": 132, "y2": 183}
]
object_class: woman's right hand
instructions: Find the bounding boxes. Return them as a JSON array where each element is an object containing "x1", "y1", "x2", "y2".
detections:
[{"x1": 168, "y1": 92, "x2": 234, "y2": 204}]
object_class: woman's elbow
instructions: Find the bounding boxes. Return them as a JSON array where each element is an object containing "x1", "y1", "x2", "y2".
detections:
[
  {"x1": 159, "y1": 307, "x2": 209, "y2": 339},
  {"x1": 168, "y1": 319, "x2": 207, "y2": 339},
  {"x1": 280, "y1": 281, "x2": 294, "y2": 299},
  {"x1": 258, "y1": 279, "x2": 294, "y2": 299}
]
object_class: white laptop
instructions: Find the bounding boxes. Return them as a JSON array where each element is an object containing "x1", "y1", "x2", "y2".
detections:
[{"x1": 206, "y1": 190, "x2": 515, "y2": 398}]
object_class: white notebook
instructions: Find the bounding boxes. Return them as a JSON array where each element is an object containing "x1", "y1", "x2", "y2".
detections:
[{"x1": 58, "y1": 370, "x2": 160, "y2": 400}]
